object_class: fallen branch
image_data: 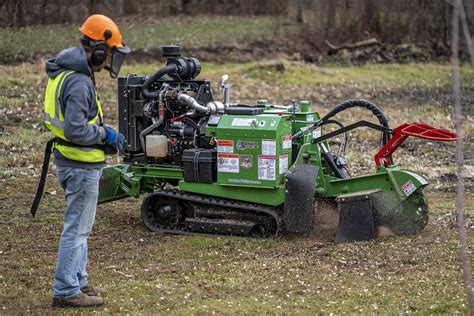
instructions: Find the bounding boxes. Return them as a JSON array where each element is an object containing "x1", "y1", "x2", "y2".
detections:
[
  {"x1": 325, "y1": 38, "x2": 380, "y2": 54},
  {"x1": 105, "y1": 265, "x2": 134, "y2": 278},
  {"x1": 113, "y1": 269, "x2": 134, "y2": 278}
]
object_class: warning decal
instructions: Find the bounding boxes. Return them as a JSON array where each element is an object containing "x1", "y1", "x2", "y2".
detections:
[
  {"x1": 240, "y1": 155, "x2": 253, "y2": 169},
  {"x1": 312, "y1": 127, "x2": 322, "y2": 139},
  {"x1": 404, "y1": 171, "x2": 429, "y2": 185},
  {"x1": 231, "y1": 118, "x2": 255, "y2": 126},
  {"x1": 218, "y1": 154, "x2": 240, "y2": 173},
  {"x1": 282, "y1": 135, "x2": 292, "y2": 149},
  {"x1": 258, "y1": 155, "x2": 276, "y2": 180},
  {"x1": 279, "y1": 154, "x2": 288, "y2": 174},
  {"x1": 217, "y1": 140, "x2": 234, "y2": 153},
  {"x1": 237, "y1": 140, "x2": 258, "y2": 150},
  {"x1": 402, "y1": 180, "x2": 416, "y2": 196},
  {"x1": 262, "y1": 139, "x2": 276, "y2": 155}
]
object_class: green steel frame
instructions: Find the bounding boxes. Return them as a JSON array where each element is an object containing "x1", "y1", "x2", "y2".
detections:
[{"x1": 98, "y1": 104, "x2": 430, "y2": 235}]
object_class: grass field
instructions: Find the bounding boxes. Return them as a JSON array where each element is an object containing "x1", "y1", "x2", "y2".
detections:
[
  {"x1": 0, "y1": 58, "x2": 472, "y2": 314},
  {"x1": 0, "y1": 15, "x2": 294, "y2": 64},
  {"x1": 1, "y1": 14, "x2": 473, "y2": 313}
]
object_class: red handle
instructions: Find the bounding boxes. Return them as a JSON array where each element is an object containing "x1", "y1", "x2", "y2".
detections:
[
  {"x1": 374, "y1": 122, "x2": 459, "y2": 167},
  {"x1": 400, "y1": 123, "x2": 458, "y2": 141}
]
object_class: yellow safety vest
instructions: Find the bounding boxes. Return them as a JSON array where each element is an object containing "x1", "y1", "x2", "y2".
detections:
[{"x1": 44, "y1": 70, "x2": 105, "y2": 163}]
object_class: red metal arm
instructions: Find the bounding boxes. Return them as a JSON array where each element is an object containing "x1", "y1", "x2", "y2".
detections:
[{"x1": 374, "y1": 123, "x2": 459, "y2": 167}]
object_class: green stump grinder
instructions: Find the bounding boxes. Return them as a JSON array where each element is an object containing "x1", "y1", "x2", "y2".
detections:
[{"x1": 97, "y1": 46, "x2": 458, "y2": 242}]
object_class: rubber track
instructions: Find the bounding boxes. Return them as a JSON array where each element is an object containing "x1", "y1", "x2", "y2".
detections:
[{"x1": 146, "y1": 190, "x2": 282, "y2": 238}]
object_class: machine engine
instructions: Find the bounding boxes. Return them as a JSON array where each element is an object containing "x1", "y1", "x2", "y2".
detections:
[{"x1": 118, "y1": 45, "x2": 224, "y2": 167}]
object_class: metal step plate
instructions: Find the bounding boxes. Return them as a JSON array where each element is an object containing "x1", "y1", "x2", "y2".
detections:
[{"x1": 335, "y1": 190, "x2": 380, "y2": 242}]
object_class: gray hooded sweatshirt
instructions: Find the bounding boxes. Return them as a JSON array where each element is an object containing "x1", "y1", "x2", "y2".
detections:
[{"x1": 45, "y1": 47, "x2": 107, "y2": 169}]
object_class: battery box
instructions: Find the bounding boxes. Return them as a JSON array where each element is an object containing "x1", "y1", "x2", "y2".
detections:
[{"x1": 182, "y1": 148, "x2": 217, "y2": 183}]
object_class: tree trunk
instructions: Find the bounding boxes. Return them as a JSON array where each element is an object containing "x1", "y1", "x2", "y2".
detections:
[
  {"x1": 15, "y1": 0, "x2": 25, "y2": 27},
  {"x1": 464, "y1": 0, "x2": 474, "y2": 26},
  {"x1": 296, "y1": 0, "x2": 304, "y2": 24},
  {"x1": 325, "y1": 0, "x2": 336, "y2": 38},
  {"x1": 451, "y1": 0, "x2": 474, "y2": 313}
]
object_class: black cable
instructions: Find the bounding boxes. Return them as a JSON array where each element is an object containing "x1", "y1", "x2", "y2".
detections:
[
  {"x1": 318, "y1": 119, "x2": 349, "y2": 156},
  {"x1": 197, "y1": 116, "x2": 208, "y2": 131},
  {"x1": 183, "y1": 117, "x2": 199, "y2": 130},
  {"x1": 342, "y1": 165, "x2": 352, "y2": 177},
  {"x1": 30, "y1": 138, "x2": 55, "y2": 217}
]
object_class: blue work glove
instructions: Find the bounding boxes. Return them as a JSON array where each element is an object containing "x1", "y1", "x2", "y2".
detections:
[{"x1": 104, "y1": 126, "x2": 125, "y2": 150}]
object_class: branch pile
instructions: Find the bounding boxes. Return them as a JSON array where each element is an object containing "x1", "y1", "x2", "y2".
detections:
[{"x1": 325, "y1": 38, "x2": 437, "y2": 64}]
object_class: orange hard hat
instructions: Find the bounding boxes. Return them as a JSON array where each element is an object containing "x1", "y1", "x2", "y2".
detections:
[{"x1": 79, "y1": 14, "x2": 126, "y2": 49}]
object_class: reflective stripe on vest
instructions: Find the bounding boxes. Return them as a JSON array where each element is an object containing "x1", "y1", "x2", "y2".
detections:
[{"x1": 44, "y1": 70, "x2": 105, "y2": 163}]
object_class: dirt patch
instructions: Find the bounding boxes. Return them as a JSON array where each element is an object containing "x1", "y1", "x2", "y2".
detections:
[{"x1": 312, "y1": 198, "x2": 339, "y2": 239}]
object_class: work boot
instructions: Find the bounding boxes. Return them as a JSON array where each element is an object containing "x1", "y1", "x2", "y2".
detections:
[
  {"x1": 81, "y1": 284, "x2": 106, "y2": 296},
  {"x1": 52, "y1": 292, "x2": 104, "y2": 307}
]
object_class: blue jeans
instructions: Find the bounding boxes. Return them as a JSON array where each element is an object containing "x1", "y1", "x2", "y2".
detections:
[{"x1": 53, "y1": 166, "x2": 102, "y2": 298}]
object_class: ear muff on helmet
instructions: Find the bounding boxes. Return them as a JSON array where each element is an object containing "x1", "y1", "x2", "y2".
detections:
[
  {"x1": 81, "y1": 30, "x2": 112, "y2": 66},
  {"x1": 80, "y1": 30, "x2": 130, "y2": 77},
  {"x1": 90, "y1": 43, "x2": 108, "y2": 66}
]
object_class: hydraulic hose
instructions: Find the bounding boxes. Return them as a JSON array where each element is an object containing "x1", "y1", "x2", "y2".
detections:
[
  {"x1": 142, "y1": 63, "x2": 178, "y2": 99},
  {"x1": 321, "y1": 99, "x2": 389, "y2": 136},
  {"x1": 291, "y1": 99, "x2": 393, "y2": 165},
  {"x1": 320, "y1": 99, "x2": 388, "y2": 126},
  {"x1": 319, "y1": 99, "x2": 390, "y2": 144},
  {"x1": 293, "y1": 99, "x2": 390, "y2": 144}
]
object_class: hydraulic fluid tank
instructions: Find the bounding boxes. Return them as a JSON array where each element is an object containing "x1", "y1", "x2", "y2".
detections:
[{"x1": 146, "y1": 135, "x2": 168, "y2": 157}]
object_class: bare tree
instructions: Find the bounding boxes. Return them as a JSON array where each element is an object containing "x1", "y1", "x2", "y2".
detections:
[
  {"x1": 15, "y1": 0, "x2": 25, "y2": 27},
  {"x1": 296, "y1": 0, "x2": 305, "y2": 24},
  {"x1": 451, "y1": 0, "x2": 474, "y2": 313},
  {"x1": 459, "y1": 0, "x2": 474, "y2": 65},
  {"x1": 325, "y1": 0, "x2": 336, "y2": 39},
  {"x1": 465, "y1": 0, "x2": 474, "y2": 26}
]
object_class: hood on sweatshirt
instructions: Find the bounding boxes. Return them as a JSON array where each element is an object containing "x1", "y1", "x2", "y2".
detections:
[{"x1": 45, "y1": 47, "x2": 93, "y2": 79}]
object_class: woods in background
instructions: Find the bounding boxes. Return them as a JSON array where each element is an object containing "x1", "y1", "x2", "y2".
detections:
[{"x1": 1, "y1": 0, "x2": 473, "y2": 50}]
